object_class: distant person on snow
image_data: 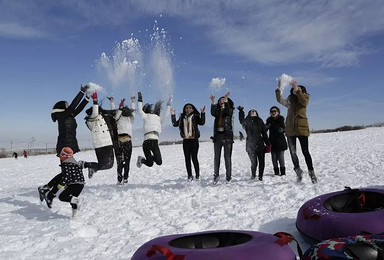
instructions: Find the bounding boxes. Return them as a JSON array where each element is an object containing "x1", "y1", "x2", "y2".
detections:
[
  {"x1": 109, "y1": 96, "x2": 136, "y2": 185},
  {"x1": 210, "y1": 92, "x2": 234, "y2": 184},
  {"x1": 275, "y1": 79, "x2": 317, "y2": 183},
  {"x1": 238, "y1": 106, "x2": 271, "y2": 181},
  {"x1": 41, "y1": 147, "x2": 85, "y2": 217},
  {"x1": 171, "y1": 103, "x2": 206, "y2": 181},
  {"x1": 38, "y1": 84, "x2": 90, "y2": 200},
  {"x1": 23, "y1": 150, "x2": 28, "y2": 158},
  {"x1": 83, "y1": 92, "x2": 115, "y2": 178},
  {"x1": 265, "y1": 106, "x2": 288, "y2": 176},
  {"x1": 136, "y1": 92, "x2": 171, "y2": 168},
  {"x1": 13, "y1": 152, "x2": 18, "y2": 159}
]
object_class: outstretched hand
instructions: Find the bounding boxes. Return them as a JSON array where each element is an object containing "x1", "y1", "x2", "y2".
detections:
[
  {"x1": 107, "y1": 97, "x2": 114, "y2": 102},
  {"x1": 209, "y1": 94, "x2": 215, "y2": 104},
  {"x1": 119, "y1": 98, "x2": 126, "y2": 109},
  {"x1": 201, "y1": 106, "x2": 206, "y2": 113},
  {"x1": 170, "y1": 108, "x2": 176, "y2": 115},
  {"x1": 138, "y1": 92, "x2": 143, "y2": 102}
]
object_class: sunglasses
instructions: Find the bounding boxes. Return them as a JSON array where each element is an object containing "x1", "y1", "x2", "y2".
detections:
[{"x1": 271, "y1": 110, "x2": 278, "y2": 113}]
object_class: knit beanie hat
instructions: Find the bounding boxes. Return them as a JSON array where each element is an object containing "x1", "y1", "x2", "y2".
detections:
[
  {"x1": 51, "y1": 101, "x2": 67, "y2": 122},
  {"x1": 60, "y1": 147, "x2": 74, "y2": 161}
]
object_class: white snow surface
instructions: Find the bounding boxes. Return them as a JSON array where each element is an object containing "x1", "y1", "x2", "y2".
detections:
[{"x1": 1, "y1": 127, "x2": 383, "y2": 259}]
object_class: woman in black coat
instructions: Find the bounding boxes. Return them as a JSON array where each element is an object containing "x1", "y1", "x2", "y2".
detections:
[
  {"x1": 265, "y1": 106, "x2": 288, "y2": 176},
  {"x1": 171, "y1": 103, "x2": 205, "y2": 181},
  {"x1": 238, "y1": 107, "x2": 271, "y2": 181}
]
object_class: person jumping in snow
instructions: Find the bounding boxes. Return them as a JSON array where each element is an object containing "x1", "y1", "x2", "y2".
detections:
[
  {"x1": 210, "y1": 92, "x2": 234, "y2": 184},
  {"x1": 265, "y1": 106, "x2": 288, "y2": 176},
  {"x1": 109, "y1": 96, "x2": 136, "y2": 185},
  {"x1": 38, "y1": 84, "x2": 90, "y2": 200},
  {"x1": 238, "y1": 106, "x2": 271, "y2": 181},
  {"x1": 42, "y1": 147, "x2": 85, "y2": 217},
  {"x1": 275, "y1": 79, "x2": 317, "y2": 183},
  {"x1": 136, "y1": 92, "x2": 171, "y2": 168},
  {"x1": 171, "y1": 103, "x2": 206, "y2": 181},
  {"x1": 83, "y1": 92, "x2": 115, "y2": 178}
]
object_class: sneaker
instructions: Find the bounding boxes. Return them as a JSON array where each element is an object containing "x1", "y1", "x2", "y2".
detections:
[
  {"x1": 88, "y1": 167, "x2": 96, "y2": 179},
  {"x1": 294, "y1": 168, "x2": 303, "y2": 182},
  {"x1": 213, "y1": 175, "x2": 220, "y2": 185},
  {"x1": 72, "y1": 208, "x2": 78, "y2": 217},
  {"x1": 195, "y1": 174, "x2": 200, "y2": 180},
  {"x1": 187, "y1": 176, "x2": 194, "y2": 182},
  {"x1": 251, "y1": 175, "x2": 256, "y2": 180},
  {"x1": 38, "y1": 185, "x2": 49, "y2": 202},
  {"x1": 117, "y1": 181, "x2": 123, "y2": 185},
  {"x1": 136, "y1": 156, "x2": 143, "y2": 168},
  {"x1": 123, "y1": 179, "x2": 128, "y2": 184},
  {"x1": 226, "y1": 178, "x2": 232, "y2": 184},
  {"x1": 258, "y1": 177, "x2": 263, "y2": 181}
]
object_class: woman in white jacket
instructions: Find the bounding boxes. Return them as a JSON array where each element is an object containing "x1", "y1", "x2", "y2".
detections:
[
  {"x1": 109, "y1": 96, "x2": 136, "y2": 184},
  {"x1": 136, "y1": 92, "x2": 171, "y2": 168},
  {"x1": 84, "y1": 92, "x2": 114, "y2": 178}
]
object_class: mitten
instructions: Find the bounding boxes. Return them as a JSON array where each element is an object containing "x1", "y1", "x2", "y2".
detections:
[
  {"x1": 265, "y1": 144, "x2": 272, "y2": 153},
  {"x1": 119, "y1": 98, "x2": 126, "y2": 109},
  {"x1": 138, "y1": 92, "x2": 143, "y2": 102},
  {"x1": 92, "y1": 92, "x2": 98, "y2": 100},
  {"x1": 81, "y1": 84, "x2": 90, "y2": 92}
]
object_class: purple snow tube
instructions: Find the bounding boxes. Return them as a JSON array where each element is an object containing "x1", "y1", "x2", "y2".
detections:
[
  {"x1": 131, "y1": 230, "x2": 296, "y2": 260},
  {"x1": 296, "y1": 187, "x2": 384, "y2": 244}
]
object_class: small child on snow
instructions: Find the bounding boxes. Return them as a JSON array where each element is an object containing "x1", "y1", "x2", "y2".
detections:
[{"x1": 40, "y1": 147, "x2": 85, "y2": 217}]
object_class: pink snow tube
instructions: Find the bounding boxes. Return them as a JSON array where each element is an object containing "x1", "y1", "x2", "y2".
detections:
[{"x1": 131, "y1": 230, "x2": 296, "y2": 260}]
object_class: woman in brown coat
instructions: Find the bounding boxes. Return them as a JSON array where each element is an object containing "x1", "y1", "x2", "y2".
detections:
[{"x1": 275, "y1": 80, "x2": 317, "y2": 183}]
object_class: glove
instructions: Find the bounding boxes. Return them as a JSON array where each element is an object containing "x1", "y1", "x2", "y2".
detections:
[
  {"x1": 119, "y1": 98, "x2": 126, "y2": 109},
  {"x1": 237, "y1": 106, "x2": 244, "y2": 111},
  {"x1": 92, "y1": 92, "x2": 98, "y2": 100},
  {"x1": 81, "y1": 84, "x2": 90, "y2": 92},
  {"x1": 265, "y1": 144, "x2": 272, "y2": 153},
  {"x1": 138, "y1": 92, "x2": 143, "y2": 102}
]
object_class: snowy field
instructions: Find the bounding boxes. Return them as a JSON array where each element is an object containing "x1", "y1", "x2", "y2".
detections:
[{"x1": 0, "y1": 127, "x2": 383, "y2": 259}]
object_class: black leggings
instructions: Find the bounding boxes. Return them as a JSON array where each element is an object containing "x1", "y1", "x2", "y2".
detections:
[
  {"x1": 116, "y1": 140, "x2": 132, "y2": 181},
  {"x1": 58, "y1": 184, "x2": 84, "y2": 209},
  {"x1": 183, "y1": 139, "x2": 200, "y2": 178},
  {"x1": 87, "y1": 145, "x2": 115, "y2": 171},
  {"x1": 247, "y1": 149, "x2": 265, "y2": 178},
  {"x1": 214, "y1": 133, "x2": 233, "y2": 180},
  {"x1": 287, "y1": 136, "x2": 313, "y2": 170},
  {"x1": 142, "y1": 139, "x2": 162, "y2": 167}
]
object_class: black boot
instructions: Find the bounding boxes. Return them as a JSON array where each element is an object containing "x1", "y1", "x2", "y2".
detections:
[
  {"x1": 273, "y1": 167, "x2": 280, "y2": 176},
  {"x1": 280, "y1": 167, "x2": 286, "y2": 176}
]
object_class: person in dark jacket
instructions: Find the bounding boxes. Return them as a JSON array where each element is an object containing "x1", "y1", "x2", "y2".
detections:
[
  {"x1": 171, "y1": 103, "x2": 206, "y2": 181},
  {"x1": 210, "y1": 92, "x2": 234, "y2": 184},
  {"x1": 38, "y1": 85, "x2": 90, "y2": 200},
  {"x1": 276, "y1": 79, "x2": 317, "y2": 183},
  {"x1": 265, "y1": 106, "x2": 288, "y2": 176},
  {"x1": 238, "y1": 107, "x2": 271, "y2": 180},
  {"x1": 42, "y1": 147, "x2": 86, "y2": 217}
]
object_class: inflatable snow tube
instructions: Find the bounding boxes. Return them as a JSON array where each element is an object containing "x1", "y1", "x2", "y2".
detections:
[
  {"x1": 131, "y1": 230, "x2": 297, "y2": 260},
  {"x1": 302, "y1": 233, "x2": 384, "y2": 260},
  {"x1": 296, "y1": 187, "x2": 384, "y2": 244}
]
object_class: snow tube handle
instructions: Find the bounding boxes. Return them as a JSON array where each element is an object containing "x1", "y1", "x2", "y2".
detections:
[
  {"x1": 146, "y1": 245, "x2": 186, "y2": 260},
  {"x1": 303, "y1": 207, "x2": 321, "y2": 220},
  {"x1": 274, "y1": 232, "x2": 303, "y2": 258}
]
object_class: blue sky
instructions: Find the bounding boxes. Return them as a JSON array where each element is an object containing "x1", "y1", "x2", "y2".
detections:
[{"x1": 1, "y1": 0, "x2": 384, "y2": 149}]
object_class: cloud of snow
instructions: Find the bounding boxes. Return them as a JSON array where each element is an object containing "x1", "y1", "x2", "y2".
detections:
[
  {"x1": 85, "y1": 82, "x2": 104, "y2": 95},
  {"x1": 96, "y1": 38, "x2": 143, "y2": 93},
  {"x1": 209, "y1": 77, "x2": 226, "y2": 91},
  {"x1": 277, "y1": 73, "x2": 294, "y2": 94}
]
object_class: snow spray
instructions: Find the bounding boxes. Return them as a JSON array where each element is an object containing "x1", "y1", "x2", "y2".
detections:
[
  {"x1": 85, "y1": 82, "x2": 104, "y2": 96},
  {"x1": 277, "y1": 73, "x2": 293, "y2": 94}
]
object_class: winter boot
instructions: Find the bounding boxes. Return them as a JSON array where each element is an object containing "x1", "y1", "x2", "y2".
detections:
[
  {"x1": 213, "y1": 175, "x2": 220, "y2": 185},
  {"x1": 280, "y1": 167, "x2": 286, "y2": 176},
  {"x1": 195, "y1": 173, "x2": 200, "y2": 181},
  {"x1": 38, "y1": 185, "x2": 50, "y2": 202},
  {"x1": 44, "y1": 191, "x2": 55, "y2": 208},
  {"x1": 274, "y1": 167, "x2": 280, "y2": 176},
  {"x1": 136, "y1": 156, "x2": 143, "y2": 168},
  {"x1": 70, "y1": 196, "x2": 80, "y2": 217},
  {"x1": 187, "y1": 175, "x2": 194, "y2": 182},
  {"x1": 294, "y1": 167, "x2": 303, "y2": 182},
  {"x1": 123, "y1": 179, "x2": 128, "y2": 184},
  {"x1": 309, "y1": 170, "x2": 318, "y2": 184}
]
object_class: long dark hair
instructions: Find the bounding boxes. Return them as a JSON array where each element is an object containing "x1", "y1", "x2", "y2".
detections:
[
  {"x1": 180, "y1": 103, "x2": 200, "y2": 118},
  {"x1": 289, "y1": 85, "x2": 308, "y2": 103}
]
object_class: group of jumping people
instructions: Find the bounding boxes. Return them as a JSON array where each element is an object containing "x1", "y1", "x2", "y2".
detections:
[{"x1": 38, "y1": 79, "x2": 317, "y2": 216}]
